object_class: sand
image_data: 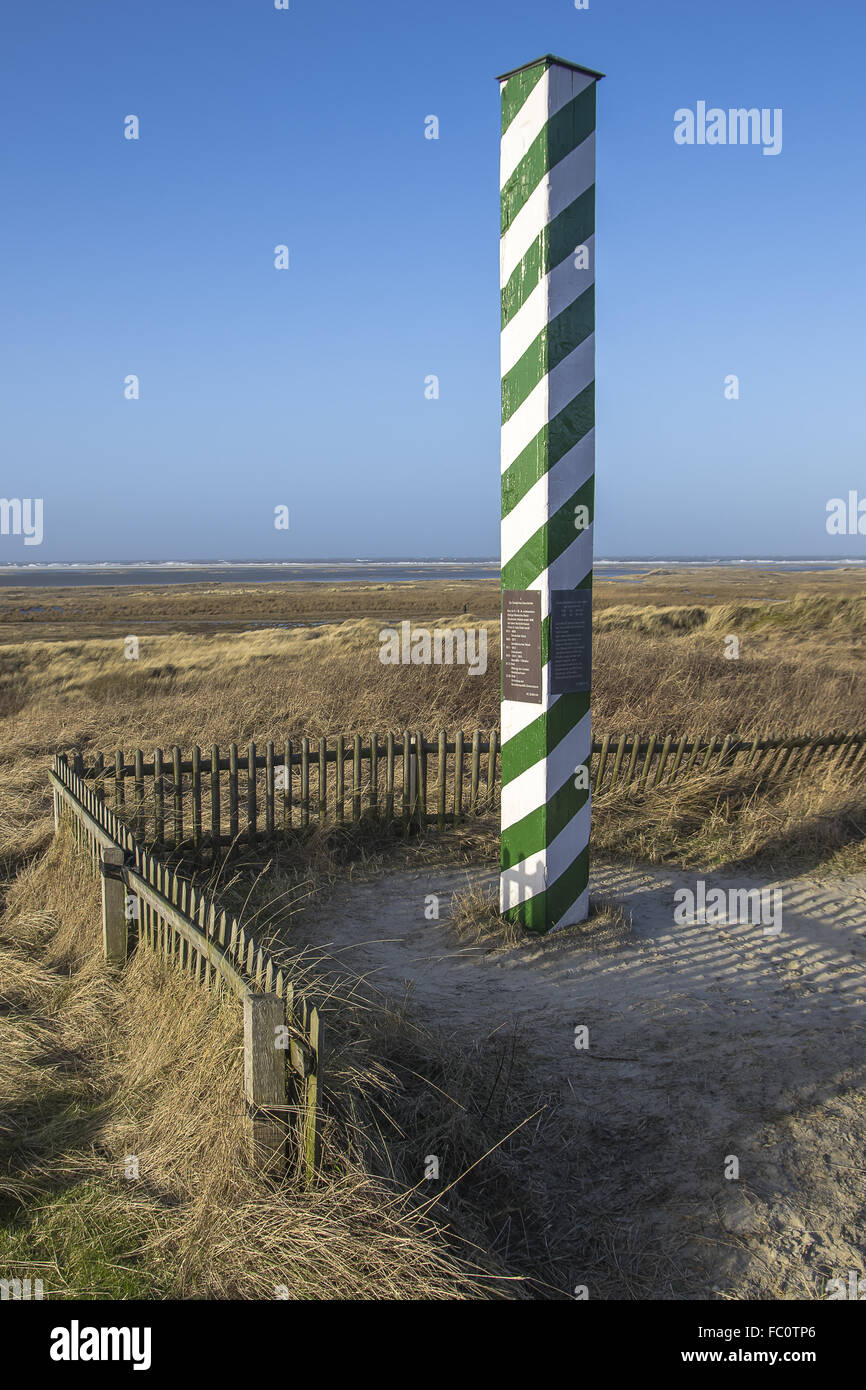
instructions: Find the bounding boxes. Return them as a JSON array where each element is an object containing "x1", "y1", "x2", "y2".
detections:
[{"x1": 292, "y1": 860, "x2": 866, "y2": 1299}]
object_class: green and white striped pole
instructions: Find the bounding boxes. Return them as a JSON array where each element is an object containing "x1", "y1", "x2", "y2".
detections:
[{"x1": 498, "y1": 55, "x2": 603, "y2": 932}]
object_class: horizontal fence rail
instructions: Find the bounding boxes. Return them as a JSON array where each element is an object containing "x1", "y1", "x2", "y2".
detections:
[
  {"x1": 50, "y1": 755, "x2": 320, "y2": 1178},
  {"x1": 67, "y1": 727, "x2": 866, "y2": 856}
]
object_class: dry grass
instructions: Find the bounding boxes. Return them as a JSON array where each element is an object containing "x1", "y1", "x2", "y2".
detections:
[
  {"x1": 2, "y1": 592, "x2": 864, "y2": 872},
  {"x1": 446, "y1": 879, "x2": 636, "y2": 952},
  {"x1": 0, "y1": 831, "x2": 517, "y2": 1299},
  {"x1": 591, "y1": 766, "x2": 866, "y2": 874},
  {"x1": 1, "y1": 578, "x2": 864, "y2": 1299}
]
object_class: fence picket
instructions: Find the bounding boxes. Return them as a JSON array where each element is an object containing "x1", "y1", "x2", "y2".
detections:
[
  {"x1": 595, "y1": 732, "x2": 611, "y2": 791},
  {"x1": 172, "y1": 746, "x2": 183, "y2": 846},
  {"x1": 353, "y1": 735, "x2": 362, "y2": 823},
  {"x1": 470, "y1": 731, "x2": 481, "y2": 813},
  {"x1": 402, "y1": 731, "x2": 412, "y2": 831},
  {"x1": 192, "y1": 745, "x2": 202, "y2": 849},
  {"x1": 637, "y1": 734, "x2": 657, "y2": 793},
  {"x1": 486, "y1": 729, "x2": 497, "y2": 813},
  {"x1": 416, "y1": 730, "x2": 427, "y2": 828},
  {"x1": 301, "y1": 737, "x2": 310, "y2": 828},
  {"x1": 370, "y1": 732, "x2": 378, "y2": 817},
  {"x1": 385, "y1": 732, "x2": 395, "y2": 822},
  {"x1": 154, "y1": 748, "x2": 164, "y2": 842},
  {"x1": 229, "y1": 744, "x2": 239, "y2": 841},
  {"x1": 134, "y1": 749, "x2": 144, "y2": 836},
  {"x1": 285, "y1": 738, "x2": 294, "y2": 830},
  {"x1": 266, "y1": 741, "x2": 275, "y2": 835},
  {"x1": 335, "y1": 735, "x2": 344, "y2": 823},
  {"x1": 211, "y1": 744, "x2": 221, "y2": 851},
  {"x1": 247, "y1": 742, "x2": 257, "y2": 846}
]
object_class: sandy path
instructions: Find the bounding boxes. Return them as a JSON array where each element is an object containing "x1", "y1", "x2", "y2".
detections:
[{"x1": 295, "y1": 860, "x2": 866, "y2": 1300}]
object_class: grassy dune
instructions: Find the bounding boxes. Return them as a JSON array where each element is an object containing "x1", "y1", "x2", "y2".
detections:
[
  {"x1": 0, "y1": 832, "x2": 512, "y2": 1299},
  {"x1": 1, "y1": 574, "x2": 865, "y2": 1298},
  {"x1": 2, "y1": 586, "x2": 864, "y2": 868}
]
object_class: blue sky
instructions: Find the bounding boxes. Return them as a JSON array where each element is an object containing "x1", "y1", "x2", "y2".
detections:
[{"x1": 0, "y1": 0, "x2": 864, "y2": 562}]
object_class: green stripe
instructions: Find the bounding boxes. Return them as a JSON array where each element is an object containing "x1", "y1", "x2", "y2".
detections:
[
  {"x1": 502, "y1": 382, "x2": 594, "y2": 519},
  {"x1": 502, "y1": 843, "x2": 590, "y2": 932},
  {"x1": 501, "y1": 766, "x2": 590, "y2": 869},
  {"x1": 500, "y1": 64, "x2": 546, "y2": 134},
  {"x1": 502, "y1": 474, "x2": 594, "y2": 592},
  {"x1": 501, "y1": 187, "x2": 595, "y2": 331},
  {"x1": 500, "y1": 86, "x2": 596, "y2": 235},
  {"x1": 501, "y1": 287, "x2": 594, "y2": 425},
  {"x1": 501, "y1": 692, "x2": 589, "y2": 786},
  {"x1": 550, "y1": 286, "x2": 594, "y2": 374},
  {"x1": 502, "y1": 331, "x2": 546, "y2": 427}
]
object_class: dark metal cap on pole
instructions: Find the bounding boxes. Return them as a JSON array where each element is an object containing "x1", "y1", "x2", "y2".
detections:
[{"x1": 496, "y1": 54, "x2": 605, "y2": 83}]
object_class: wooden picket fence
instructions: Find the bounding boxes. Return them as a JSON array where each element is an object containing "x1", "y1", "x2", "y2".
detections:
[
  {"x1": 67, "y1": 727, "x2": 866, "y2": 856},
  {"x1": 49, "y1": 753, "x2": 320, "y2": 1177}
]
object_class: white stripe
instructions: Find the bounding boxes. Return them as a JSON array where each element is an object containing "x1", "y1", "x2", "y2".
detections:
[
  {"x1": 501, "y1": 691, "x2": 557, "y2": 743},
  {"x1": 501, "y1": 335, "x2": 595, "y2": 473},
  {"x1": 500, "y1": 67, "x2": 594, "y2": 189},
  {"x1": 501, "y1": 711, "x2": 591, "y2": 831},
  {"x1": 501, "y1": 373, "x2": 547, "y2": 476},
  {"x1": 542, "y1": 525, "x2": 594, "y2": 594},
  {"x1": 501, "y1": 526, "x2": 594, "y2": 630},
  {"x1": 544, "y1": 790, "x2": 592, "y2": 884},
  {"x1": 500, "y1": 70, "x2": 551, "y2": 189},
  {"x1": 500, "y1": 235, "x2": 595, "y2": 376},
  {"x1": 500, "y1": 135, "x2": 595, "y2": 289},
  {"x1": 548, "y1": 237, "x2": 594, "y2": 320},
  {"x1": 500, "y1": 278, "x2": 548, "y2": 380},
  {"x1": 501, "y1": 431, "x2": 595, "y2": 568}
]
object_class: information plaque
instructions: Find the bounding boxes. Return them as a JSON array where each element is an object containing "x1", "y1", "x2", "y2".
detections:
[
  {"x1": 502, "y1": 589, "x2": 542, "y2": 704},
  {"x1": 549, "y1": 589, "x2": 592, "y2": 694}
]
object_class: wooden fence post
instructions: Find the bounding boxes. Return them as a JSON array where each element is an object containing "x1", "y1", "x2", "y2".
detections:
[
  {"x1": 286, "y1": 737, "x2": 295, "y2": 829},
  {"x1": 244, "y1": 993, "x2": 287, "y2": 1171},
  {"x1": 352, "y1": 734, "x2": 362, "y2": 822},
  {"x1": 154, "y1": 748, "x2": 164, "y2": 843},
  {"x1": 301, "y1": 737, "x2": 310, "y2": 827},
  {"x1": 172, "y1": 745, "x2": 183, "y2": 846},
  {"x1": 247, "y1": 741, "x2": 257, "y2": 846},
  {"x1": 370, "y1": 731, "x2": 379, "y2": 817},
  {"x1": 486, "y1": 728, "x2": 498, "y2": 813},
  {"x1": 266, "y1": 740, "x2": 275, "y2": 834},
  {"x1": 229, "y1": 743, "x2": 239, "y2": 840},
  {"x1": 335, "y1": 735, "x2": 344, "y2": 823},
  {"x1": 470, "y1": 730, "x2": 481, "y2": 813},
  {"x1": 211, "y1": 743, "x2": 221, "y2": 853},
  {"x1": 192, "y1": 745, "x2": 202, "y2": 849},
  {"x1": 404, "y1": 733, "x2": 415, "y2": 833},
  {"x1": 100, "y1": 846, "x2": 128, "y2": 967},
  {"x1": 437, "y1": 729, "x2": 447, "y2": 831},
  {"x1": 134, "y1": 749, "x2": 144, "y2": 836},
  {"x1": 314, "y1": 736, "x2": 323, "y2": 824},
  {"x1": 385, "y1": 732, "x2": 395, "y2": 822},
  {"x1": 303, "y1": 1007, "x2": 321, "y2": 1185}
]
